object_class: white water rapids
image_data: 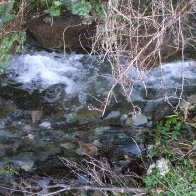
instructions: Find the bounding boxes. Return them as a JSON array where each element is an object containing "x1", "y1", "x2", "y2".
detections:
[{"x1": 6, "y1": 51, "x2": 196, "y2": 103}]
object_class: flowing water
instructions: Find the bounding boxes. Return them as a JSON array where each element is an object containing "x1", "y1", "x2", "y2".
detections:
[
  {"x1": 6, "y1": 51, "x2": 196, "y2": 103},
  {"x1": 0, "y1": 49, "x2": 195, "y2": 186}
]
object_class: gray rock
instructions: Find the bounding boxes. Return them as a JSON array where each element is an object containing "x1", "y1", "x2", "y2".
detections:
[
  {"x1": 93, "y1": 126, "x2": 110, "y2": 135},
  {"x1": 119, "y1": 144, "x2": 144, "y2": 155},
  {"x1": 147, "y1": 158, "x2": 170, "y2": 176},
  {"x1": 92, "y1": 139, "x2": 102, "y2": 147},
  {"x1": 39, "y1": 122, "x2": 51, "y2": 129},
  {"x1": 0, "y1": 151, "x2": 5, "y2": 158},
  {"x1": 126, "y1": 113, "x2": 148, "y2": 126},
  {"x1": 105, "y1": 111, "x2": 121, "y2": 119},
  {"x1": 120, "y1": 114, "x2": 128, "y2": 124},
  {"x1": 65, "y1": 112, "x2": 77, "y2": 123},
  {"x1": 60, "y1": 142, "x2": 76, "y2": 150},
  {"x1": 22, "y1": 124, "x2": 32, "y2": 132},
  {"x1": 37, "y1": 178, "x2": 50, "y2": 196},
  {"x1": 0, "y1": 130, "x2": 16, "y2": 138},
  {"x1": 13, "y1": 160, "x2": 34, "y2": 172}
]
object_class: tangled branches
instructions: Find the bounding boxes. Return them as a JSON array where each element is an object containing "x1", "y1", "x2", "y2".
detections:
[{"x1": 92, "y1": 0, "x2": 196, "y2": 114}]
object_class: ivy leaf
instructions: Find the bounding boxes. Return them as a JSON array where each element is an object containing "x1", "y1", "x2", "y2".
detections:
[
  {"x1": 44, "y1": 6, "x2": 61, "y2": 16},
  {"x1": 74, "y1": 1, "x2": 92, "y2": 15}
]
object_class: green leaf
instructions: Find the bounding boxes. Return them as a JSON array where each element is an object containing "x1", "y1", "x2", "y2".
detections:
[
  {"x1": 74, "y1": 1, "x2": 92, "y2": 15},
  {"x1": 44, "y1": 6, "x2": 61, "y2": 16},
  {"x1": 0, "y1": 1, "x2": 15, "y2": 27}
]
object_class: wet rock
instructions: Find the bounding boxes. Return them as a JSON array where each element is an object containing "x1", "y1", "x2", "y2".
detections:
[
  {"x1": 76, "y1": 137, "x2": 98, "y2": 156},
  {"x1": 0, "y1": 130, "x2": 16, "y2": 138},
  {"x1": 0, "y1": 85, "x2": 42, "y2": 110},
  {"x1": 27, "y1": 12, "x2": 95, "y2": 50},
  {"x1": 32, "y1": 110, "x2": 43, "y2": 124},
  {"x1": 37, "y1": 178, "x2": 50, "y2": 195},
  {"x1": 92, "y1": 139, "x2": 102, "y2": 148},
  {"x1": 131, "y1": 113, "x2": 148, "y2": 126},
  {"x1": 2, "y1": 152, "x2": 35, "y2": 172},
  {"x1": 22, "y1": 133, "x2": 34, "y2": 143},
  {"x1": 120, "y1": 114, "x2": 128, "y2": 125},
  {"x1": 93, "y1": 126, "x2": 111, "y2": 135},
  {"x1": 119, "y1": 144, "x2": 145, "y2": 155},
  {"x1": 39, "y1": 122, "x2": 51, "y2": 129},
  {"x1": 105, "y1": 111, "x2": 121, "y2": 119},
  {"x1": 13, "y1": 160, "x2": 34, "y2": 172},
  {"x1": 144, "y1": 100, "x2": 174, "y2": 122},
  {"x1": 0, "y1": 99, "x2": 17, "y2": 118},
  {"x1": 41, "y1": 83, "x2": 65, "y2": 103},
  {"x1": 75, "y1": 108, "x2": 101, "y2": 124},
  {"x1": 126, "y1": 113, "x2": 148, "y2": 126},
  {"x1": 0, "y1": 144, "x2": 5, "y2": 158},
  {"x1": 22, "y1": 124, "x2": 32, "y2": 132},
  {"x1": 60, "y1": 142, "x2": 76, "y2": 150},
  {"x1": 65, "y1": 112, "x2": 77, "y2": 123}
]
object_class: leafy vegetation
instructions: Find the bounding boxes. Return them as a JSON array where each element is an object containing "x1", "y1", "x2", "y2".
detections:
[
  {"x1": 0, "y1": 0, "x2": 105, "y2": 69},
  {"x1": 155, "y1": 115, "x2": 184, "y2": 140},
  {"x1": 0, "y1": 31, "x2": 26, "y2": 69},
  {"x1": 0, "y1": 163, "x2": 18, "y2": 175},
  {"x1": 144, "y1": 113, "x2": 196, "y2": 195},
  {"x1": 29, "y1": 0, "x2": 105, "y2": 17},
  {"x1": 0, "y1": 1, "x2": 15, "y2": 28},
  {"x1": 144, "y1": 162, "x2": 196, "y2": 195},
  {"x1": 0, "y1": 0, "x2": 26, "y2": 69}
]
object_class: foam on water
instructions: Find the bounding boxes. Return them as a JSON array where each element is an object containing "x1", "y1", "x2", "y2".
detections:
[
  {"x1": 129, "y1": 61, "x2": 196, "y2": 88},
  {"x1": 6, "y1": 51, "x2": 196, "y2": 103},
  {"x1": 7, "y1": 52, "x2": 89, "y2": 96}
]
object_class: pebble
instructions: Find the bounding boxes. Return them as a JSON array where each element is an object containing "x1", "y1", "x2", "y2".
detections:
[{"x1": 39, "y1": 122, "x2": 51, "y2": 129}]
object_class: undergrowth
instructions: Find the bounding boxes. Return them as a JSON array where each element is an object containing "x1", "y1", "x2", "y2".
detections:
[
  {"x1": 0, "y1": 0, "x2": 104, "y2": 69},
  {"x1": 144, "y1": 162, "x2": 196, "y2": 195},
  {"x1": 145, "y1": 114, "x2": 196, "y2": 195}
]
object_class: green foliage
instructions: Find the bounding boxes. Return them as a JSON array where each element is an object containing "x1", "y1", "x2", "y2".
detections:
[
  {"x1": 0, "y1": 163, "x2": 18, "y2": 175},
  {"x1": 44, "y1": 6, "x2": 61, "y2": 16},
  {"x1": 144, "y1": 169, "x2": 162, "y2": 188},
  {"x1": 145, "y1": 113, "x2": 195, "y2": 195},
  {"x1": 144, "y1": 162, "x2": 196, "y2": 195},
  {"x1": 64, "y1": 0, "x2": 104, "y2": 16},
  {"x1": 155, "y1": 115, "x2": 183, "y2": 140},
  {"x1": 44, "y1": 0, "x2": 64, "y2": 16},
  {"x1": 32, "y1": 0, "x2": 105, "y2": 17},
  {"x1": 147, "y1": 115, "x2": 186, "y2": 159},
  {"x1": 73, "y1": 0, "x2": 92, "y2": 16},
  {"x1": 0, "y1": 32, "x2": 26, "y2": 69},
  {"x1": 0, "y1": 1, "x2": 15, "y2": 28}
]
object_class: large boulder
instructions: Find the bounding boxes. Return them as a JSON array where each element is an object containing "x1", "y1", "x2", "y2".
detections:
[{"x1": 27, "y1": 11, "x2": 95, "y2": 50}]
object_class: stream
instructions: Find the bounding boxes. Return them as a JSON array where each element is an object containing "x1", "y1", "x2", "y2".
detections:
[{"x1": 0, "y1": 48, "x2": 195, "y2": 192}]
